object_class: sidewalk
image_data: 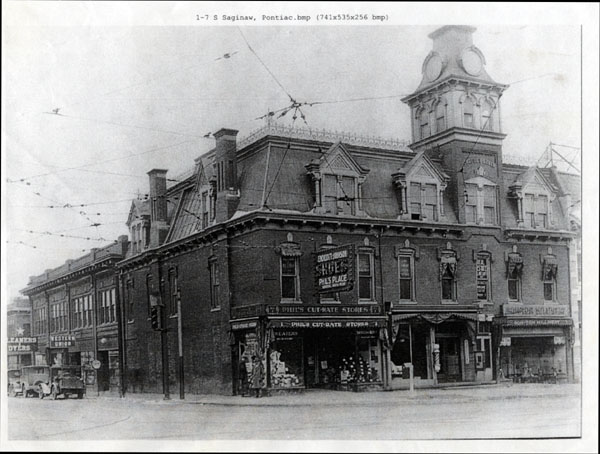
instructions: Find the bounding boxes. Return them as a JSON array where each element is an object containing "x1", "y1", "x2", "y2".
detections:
[{"x1": 89, "y1": 383, "x2": 580, "y2": 407}]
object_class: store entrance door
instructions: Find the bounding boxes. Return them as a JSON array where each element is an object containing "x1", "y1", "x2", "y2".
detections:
[{"x1": 437, "y1": 336, "x2": 461, "y2": 382}]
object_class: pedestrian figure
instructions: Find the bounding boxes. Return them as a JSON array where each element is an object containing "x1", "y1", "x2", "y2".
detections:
[
  {"x1": 238, "y1": 357, "x2": 249, "y2": 397},
  {"x1": 250, "y1": 355, "x2": 264, "y2": 398}
]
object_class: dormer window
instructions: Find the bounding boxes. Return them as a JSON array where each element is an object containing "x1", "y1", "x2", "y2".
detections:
[
  {"x1": 524, "y1": 193, "x2": 549, "y2": 229},
  {"x1": 409, "y1": 182, "x2": 438, "y2": 221},
  {"x1": 393, "y1": 151, "x2": 448, "y2": 222},
  {"x1": 509, "y1": 168, "x2": 557, "y2": 230},
  {"x1": 305, "y1": 142, "x2": 369, "y2": 217}
]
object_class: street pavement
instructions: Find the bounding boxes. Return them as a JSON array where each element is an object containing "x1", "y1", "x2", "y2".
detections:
[{"x1": 6, "y1": 383, "x2": 581, "y2": 441}]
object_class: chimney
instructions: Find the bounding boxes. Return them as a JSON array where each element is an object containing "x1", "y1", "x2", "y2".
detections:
[
  {"x1": 213, "y1": 128, "x2": 240, "y2": 222},
  {"x1": 147, "y1": 169, "x2": 170, "y2": 247},
  {"x1": 117, "y1": 235, "x2": 129, "y2": 256}
]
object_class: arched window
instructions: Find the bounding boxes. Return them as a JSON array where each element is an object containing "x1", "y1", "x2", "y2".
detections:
[
  {"x1": 420, "y1": 109, "x2": 430, "y2": 139},
  {"x1": 463, "y1": 97, "x2": 474, "y2": 128},
  {"x1": 481, "y1": 99, "x2": 494, "y2": 131},
  {"x1": 435, "y1": 102, "x2": 446, "y2": 133}
]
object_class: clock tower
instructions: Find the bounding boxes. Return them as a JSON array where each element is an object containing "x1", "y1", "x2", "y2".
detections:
[{"x1": 402, "y1": 25, "x2": 509, "y2": 224}]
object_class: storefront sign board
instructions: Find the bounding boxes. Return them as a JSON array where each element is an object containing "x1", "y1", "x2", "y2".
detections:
[
  {"x1": 266, "y1": 305, "x2": 381, "y2": 315},
  {"x1": 502, "y1": 304, "x2": 569, "y2": 317},
  {"x1": 270, "y1": 319, "x2": 385, "y2": 329},
  {"x1": 49, "y1": 334, "x2": 76, "y2": 347},
  {"x1": 231, "y1": 320, "x2": 258, "y2": 331},
  {"x1": 7, "y1": 337, "x2": 37, "y2": 344}
]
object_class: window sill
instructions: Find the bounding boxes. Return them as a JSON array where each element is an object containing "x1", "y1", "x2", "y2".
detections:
[
  {"x1": 169, "y1": 314, "x2": 179, "y2": 319},
  {"x1": 441, "y1": 300, "x2": 459, "y2": 305},
  {"x1": 280, "y1": 299, "x2": 303, "y2": 304},
  {"x1": 210, "y1": 307, "x2": 221, "y2": 312},
  {"x1": 127, "y1": 319, "x2": 135, "y2": 324},
  {"x1": 358, "y1": 300, "x2": 378, "y2": 305},
  {"x1": 320, "y1": 299, "x2": 341, "y2": 304},
  {"x1": 397, "y1": 300, "x2": 417, "y2": 305}
]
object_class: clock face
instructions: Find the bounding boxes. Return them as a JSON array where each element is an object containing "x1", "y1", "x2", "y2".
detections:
[
  {"x1": 425, "y1": 54, "x2": 443, "y2": 81},
  {"x1": 461, "y1": 49, "x2": 483, "y2": 76}
]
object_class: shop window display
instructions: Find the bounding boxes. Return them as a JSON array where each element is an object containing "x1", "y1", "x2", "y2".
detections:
[{"x1": 270, "y1": 337, "x2": 304, "y2": 389}]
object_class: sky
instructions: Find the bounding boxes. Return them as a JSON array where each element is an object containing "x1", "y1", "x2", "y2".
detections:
[{"x1": 0, "y1": 3, "x2": 590, "y2": 300}]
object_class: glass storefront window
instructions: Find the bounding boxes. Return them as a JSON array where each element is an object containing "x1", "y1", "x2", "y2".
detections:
[{"x1": 270, "y1": 337, "x2": 304, "y2": 389}]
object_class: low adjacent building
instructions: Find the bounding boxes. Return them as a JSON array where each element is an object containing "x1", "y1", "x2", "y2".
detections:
[{"x1": 21, "y1": 236, "x2": 128, "y2": 394}]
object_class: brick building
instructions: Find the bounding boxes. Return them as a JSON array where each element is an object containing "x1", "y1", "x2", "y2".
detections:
[
  {"x1": 116, "y1": 26, "x2": 579, "y2": 396},
  {"x1": 21, "y1": 237, "x2": 128, "y2": 394}
]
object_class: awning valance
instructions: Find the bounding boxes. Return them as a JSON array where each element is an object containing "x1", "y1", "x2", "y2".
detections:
[{"x1": 392, "y1": 312, "x2": 478, "y2": 324}]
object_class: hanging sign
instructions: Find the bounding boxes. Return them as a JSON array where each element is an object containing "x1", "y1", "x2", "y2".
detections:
[{"x1": 314, "y1": 244, "x2": 355, "y2": 293}]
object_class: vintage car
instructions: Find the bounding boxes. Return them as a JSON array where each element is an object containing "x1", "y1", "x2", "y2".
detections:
[
  {"x1": 20, "y1": 365, "x2": 85, "y2": 399},
  {"x1": 7, "y1": 369, "x2": 24, "y2": 397}
]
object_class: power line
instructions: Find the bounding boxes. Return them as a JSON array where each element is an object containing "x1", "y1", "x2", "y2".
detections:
[
  {"x1": 43, "y1": 111, "x2": 211, "y2": 140},
  {"x1": 237, "y1": 27, "x2": 294, "y2": 103},
  {"x1": 7, "y1": 139, "x2": 194, "y2": 183}
]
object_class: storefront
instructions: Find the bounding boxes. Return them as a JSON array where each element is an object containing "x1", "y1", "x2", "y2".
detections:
[
  {"x1": 495, "y1": 304, "x2": 572, "y2": 383},
  {"x1": 231, "y1": 304, "x2": 388, "y2": 393},
  {"x1": 389, "y1": 306, "x2": 484, "y2": 388}
]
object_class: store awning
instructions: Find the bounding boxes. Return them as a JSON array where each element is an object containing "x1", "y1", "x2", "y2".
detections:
[{"x1": 392, "y1": 312, "x2": 478, "y2": 324}]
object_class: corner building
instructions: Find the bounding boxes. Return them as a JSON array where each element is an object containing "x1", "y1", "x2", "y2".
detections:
[{"x1": 119, "y1": 25, "x2": 578, "y2": 396}]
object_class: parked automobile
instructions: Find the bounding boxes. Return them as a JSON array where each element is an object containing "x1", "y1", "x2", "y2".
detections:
[
  {"x1": 19, "y1": 365, "x2": 49, "y2": 398},
  {"x1": 20, "y1": 365, "x2": 85, "y2": 399},
  {"x1": 7, "y1": 369, "x2": 24, "y2": 397}
]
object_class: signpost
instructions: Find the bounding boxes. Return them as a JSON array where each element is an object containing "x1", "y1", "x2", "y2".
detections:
[{"x1": 314, "y1": 244, "x2": 356, "y2": 293}]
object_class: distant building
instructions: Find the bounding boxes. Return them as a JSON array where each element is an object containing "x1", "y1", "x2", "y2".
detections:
[
  {"x1": 21, "y1": 237, "x2": 128, "y2": 394},
  {"x1": 7, "y1": 297, "x2": 33, "y2": 370}
]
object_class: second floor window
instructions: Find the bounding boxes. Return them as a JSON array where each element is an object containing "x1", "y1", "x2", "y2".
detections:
[
  {"x1": 440, "y1": 254, "x2": 458, "y2": 302},
  {"x1": 507, "y1": 252, "x2": 523, "y2": 302},
  {"x1": 476, "y1": 255, "x2": 491, "y2": 302},
  {"x1": 542, "y1": 257, "x2": 558, "y2": 301},
  {"x1": 98, "y1": 288, "x2": 116, "y2": 325},
  {"x1": 358, "y1": 253, "x2": 374, "y2": 301},
  {"x1": 398, "y1": 255, "x2": 414, "y2": 301},
  {"x1": 210, "y1": 260, "x2": 220, "y2": 310},
  {"x1": 281, "y1": 256, "x2": 300, "y2": 300}
]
